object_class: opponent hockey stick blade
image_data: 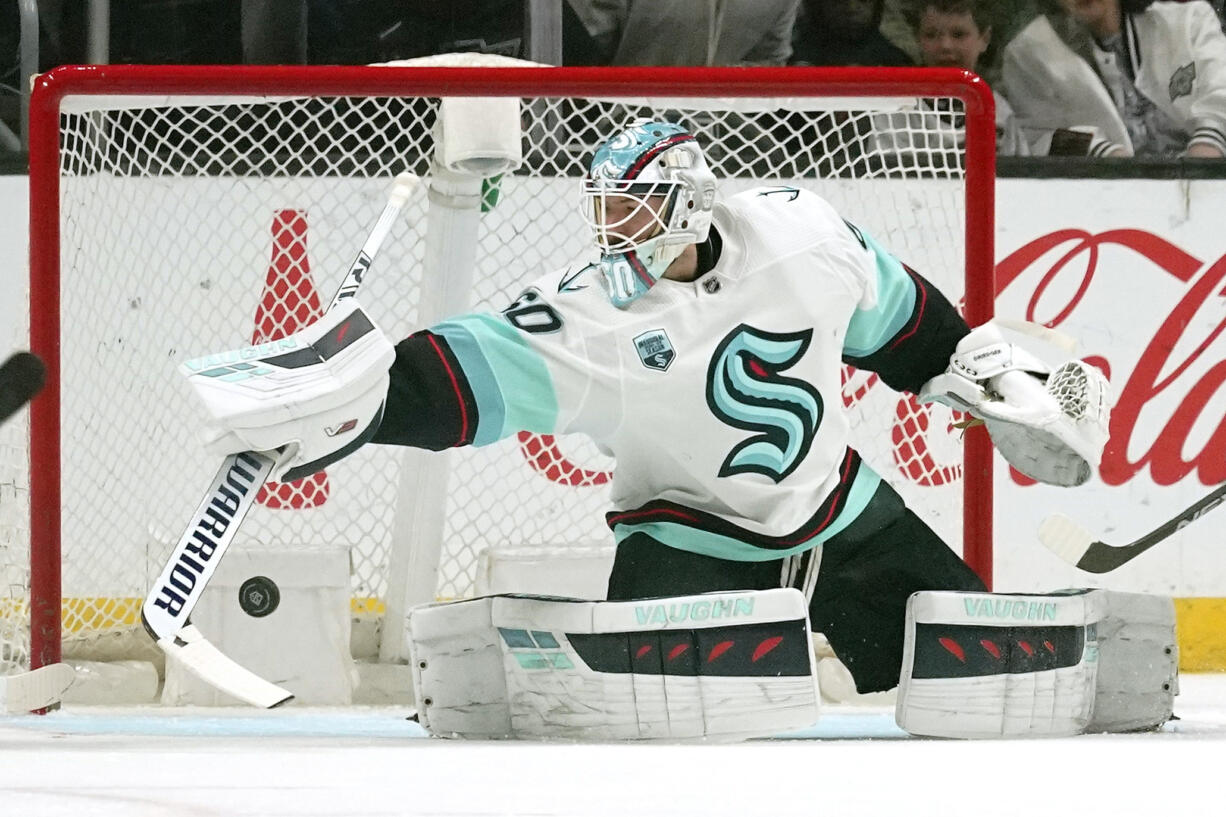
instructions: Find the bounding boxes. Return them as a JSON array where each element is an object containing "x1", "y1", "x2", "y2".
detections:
[
  {"x1": 0, "y1": 663, "x2": 75, "y2": 713},
  {"x1": 1039, "y1": 481, "x2": 1226, "y2": 573},
  {"x1": 158, "y1": 625, "x2": 293, "y2": 708},
  {"x1": 139, "y1": 173, "x2": 419, "y2": 703},
  {"x1": 0, "y1": 351, "x2": 46, "y2": 425}
]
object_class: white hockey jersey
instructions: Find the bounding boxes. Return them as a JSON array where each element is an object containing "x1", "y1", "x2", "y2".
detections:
[{"x1": 420, "y1": 187, "x2": 942, "y2": 562}]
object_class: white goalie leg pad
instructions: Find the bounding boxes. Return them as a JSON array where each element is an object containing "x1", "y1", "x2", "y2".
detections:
[
  {"x1": 919, "y1": 319, "x2": 1111, "y2": 486},
  {"x1": 181, "y1": 299, "x2": 395, "y2": 481},
  {"x1": 896, "y1": 589, "x2": 1177, "y2": 738},
  {"x1": 407, "y1": 588, "x2": 820, "y2": 741}
]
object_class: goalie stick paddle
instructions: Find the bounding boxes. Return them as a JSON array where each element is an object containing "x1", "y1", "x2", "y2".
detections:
[
  {"x1": 141, "y1": 172, "x2": 420, "y2": 707},
  {"x1": 1038, "y1": 481, "x2": 1226, "y2": 573},
  {"x1": 0, "y1": 351, "x2": 46, "y2": 425}
]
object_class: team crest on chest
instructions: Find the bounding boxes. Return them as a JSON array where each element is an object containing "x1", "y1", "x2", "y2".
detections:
[
  {"x1": 705, "y1": 324, "x2": 823, "y2": 483},
  {"x1": 633, "y1": 329, "x2": 675, "y2": 371}
]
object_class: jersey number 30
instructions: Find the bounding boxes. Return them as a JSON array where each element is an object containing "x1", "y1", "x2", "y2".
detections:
[{"x1": 503, "y1": 287, "x2": 563, "y2": 334}]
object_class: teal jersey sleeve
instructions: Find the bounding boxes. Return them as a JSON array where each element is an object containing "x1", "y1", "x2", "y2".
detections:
[
  {"x1": 431, "y1": 312, "x2": 561, "y2": 447},
  {"x1": 841, "y1": 226, "x2": 918, "y2": 359},
  {"x1": 837, "y1": 221, "x2": 969, "y2": 394}
]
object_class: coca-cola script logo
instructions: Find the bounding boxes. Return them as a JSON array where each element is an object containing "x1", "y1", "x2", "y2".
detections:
[
  {"x1": 998, "y1": 229, "x2": 1226, "y2": 487},
  {"x1": 518, "y1": 228, "x2": 1226, "y2": 490}
]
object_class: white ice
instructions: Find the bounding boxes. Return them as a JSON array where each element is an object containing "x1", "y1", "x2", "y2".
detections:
[{"x1": 2, "y1": 674, "x2": 1224, "y2": 817}]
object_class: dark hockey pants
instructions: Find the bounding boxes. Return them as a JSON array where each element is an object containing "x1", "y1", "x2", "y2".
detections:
[{"x1": 606, "y1": 484, "x2": 987, "y2": 693}]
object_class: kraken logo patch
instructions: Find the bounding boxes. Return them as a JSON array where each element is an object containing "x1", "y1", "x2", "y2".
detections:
[
  {"x1": 634, "y1": 329, "x2": 675, "y2": 371},
  {"x1": 1170, "y1": 62, "x2": 1196, "y2": 102},
  {"x1": 706, "y1": 324, "x2": 823, "y2": 482}
]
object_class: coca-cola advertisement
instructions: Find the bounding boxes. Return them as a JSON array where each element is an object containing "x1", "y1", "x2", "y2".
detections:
[{"x1": 995, "y1": 180, "x2": 1226, "y2": 595}]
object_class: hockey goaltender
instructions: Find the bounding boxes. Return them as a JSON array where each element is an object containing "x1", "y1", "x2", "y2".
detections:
[{"x1": 181, "y1": 114, "x2": 1177, "y2": 741}]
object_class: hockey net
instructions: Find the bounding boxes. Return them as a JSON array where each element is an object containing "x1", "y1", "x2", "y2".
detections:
[{"x1": 6, "y1": 61, "x2": 994, "y2": 690}]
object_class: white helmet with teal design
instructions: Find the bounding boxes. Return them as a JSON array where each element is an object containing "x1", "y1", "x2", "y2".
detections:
[{"x1": 581, "y1": 120, "x2": 717, "y2": 308}]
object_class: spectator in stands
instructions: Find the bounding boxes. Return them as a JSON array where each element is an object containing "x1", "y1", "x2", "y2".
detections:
[
  {"x1": 905, "y1": 0, "x2": 1031, "y2": 154},
  {"x1": 1184, "y1": 0, "x2": 1226, "y2": 30},
  {"x1": 904, "y1": 0, "x2": 1119, "y2": 155},
  {"x1": 790, "y1": 0, "x2": 914, "y2": 65},
  {"x1": 881, "y1": 0, "x2": 925, "y2": 62},
  {"x1": 1003, "y1": 0, "x2": 1226, "y2": 158},
  {"x1": 566, "y1": 0, "x2": 800, "y2": 65}
]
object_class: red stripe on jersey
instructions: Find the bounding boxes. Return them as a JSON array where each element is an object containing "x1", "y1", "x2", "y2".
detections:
[
  {"x1": 427, "y1": 333, "x2": 470, "y2": 446},
  {"x1": 606, "y1": 506, "x2": 700, "y2": 526},
  {"x1": 887, "y1": 264, "x2": 929, "y2": 352},
  {"x1": 606, "y1": 449, "x2": 861, "y2": 550}
]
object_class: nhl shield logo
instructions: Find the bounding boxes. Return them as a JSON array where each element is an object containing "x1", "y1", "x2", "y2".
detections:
[
  {"x1": 634, "y1": 329, "x2": 675, "y2": 371},
  {"x1": 1170, "y1": 62, "x2": 1196, "y2": 102}
]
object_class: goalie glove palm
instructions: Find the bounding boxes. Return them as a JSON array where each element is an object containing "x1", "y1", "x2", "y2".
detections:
[
  {"x1": 919, "y1": 320, "x2": 1111, "y2": 487},
  {"x1": 182, "y1": 300, "x2": 395, "y2": 482}
]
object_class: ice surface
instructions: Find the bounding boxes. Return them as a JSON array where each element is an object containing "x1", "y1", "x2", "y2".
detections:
[{"x1": 1, "y1": 675, "x2": 1223, "y2": 816}]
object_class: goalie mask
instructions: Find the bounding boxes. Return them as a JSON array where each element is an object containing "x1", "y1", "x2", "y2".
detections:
[{"x1": 582, "y1": 120, "x2": 717, "y2": 308}]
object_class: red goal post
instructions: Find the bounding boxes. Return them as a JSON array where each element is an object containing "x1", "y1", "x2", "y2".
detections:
[{"x1": 18, "y1": 63, "x2": 995, "y2": 679}]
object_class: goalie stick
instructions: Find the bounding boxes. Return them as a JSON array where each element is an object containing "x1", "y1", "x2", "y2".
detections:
[
  {"x1": 0, "y1": 351, "x2": 46, "y2": 425},
  {"x1": 1038, "y1": 481, "x2": 1226, "y2": 573},
  {"x1": 141, "y1": 172, "x2": 420, "y2": 707}
]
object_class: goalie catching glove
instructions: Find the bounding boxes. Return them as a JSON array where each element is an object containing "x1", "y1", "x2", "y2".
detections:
[
  {"x1": 181, "y1": 300, "x2": 395, "y2": 482},
  {"x1": 919, "y1": 320, "x2": 1110, "y2": 487}
]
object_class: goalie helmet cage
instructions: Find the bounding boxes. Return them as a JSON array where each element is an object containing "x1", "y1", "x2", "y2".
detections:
[{"x1": 16, "y1": 63, "x2": 995, "y2": 679}]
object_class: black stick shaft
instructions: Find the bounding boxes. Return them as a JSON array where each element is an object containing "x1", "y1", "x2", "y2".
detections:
[
  {"x1": 1078, "y1": 481, "x2": 1226, "y2": 572},
  {"x1": 0, "y1": 352, "x2": 46, "y2": 424}
]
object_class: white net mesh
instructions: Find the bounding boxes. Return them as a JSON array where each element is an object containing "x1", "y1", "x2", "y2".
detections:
[
  {"x1": 1, "y1": 304, "x2": 31, "y2": 674},
  {"x1": 9, "y1": 67, "x2": 992, "y2": 673},
  {"x1": 0, "y1": 414, "x2": 30, "y2": 674}
]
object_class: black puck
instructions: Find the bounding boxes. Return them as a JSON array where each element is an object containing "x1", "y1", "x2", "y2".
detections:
[{"x1": 238, "y1": 575, "x2": 280, "y2": 617}]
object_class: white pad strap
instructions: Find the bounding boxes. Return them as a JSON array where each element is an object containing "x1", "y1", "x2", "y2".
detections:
[
  {"x1": 896, "y1": 589, "x2": 1177, "y2": 738},
  {"x1": 182, "y1": 300, "x2": 395, "y2": 482},
  {"x1": 948, "y1": 318, "x2": 1074, "y2": 380},
  {"x1": 407, "y1": 589, "x2": 820, "y2": 741}
]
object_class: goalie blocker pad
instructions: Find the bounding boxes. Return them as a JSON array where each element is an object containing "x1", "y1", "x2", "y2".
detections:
[
  {"x1": 407, "y1": 589, "x2": 820, "y2": 741},
  {"x1": 896, "y1": 589, "x2": 1178, "y2": 738},
  {"x1": 181, "y1": 299, "x2": 395, "y2": 482}
]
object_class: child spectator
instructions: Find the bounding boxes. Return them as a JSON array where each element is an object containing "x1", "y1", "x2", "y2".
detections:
[
  {"x1": 908, "y1": 0, "x2": 1030, "y2": 154},
  {"x1": 891, "y1": 0, "x2": 1121, "y2": 155}
]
